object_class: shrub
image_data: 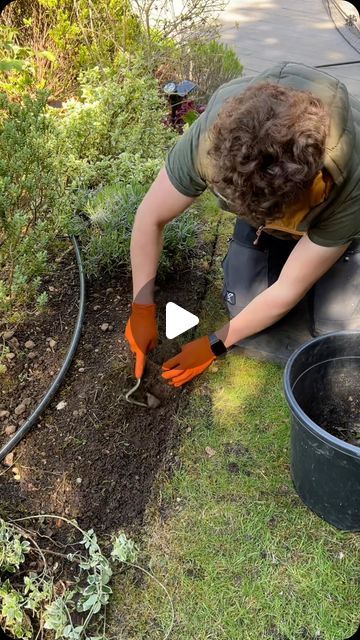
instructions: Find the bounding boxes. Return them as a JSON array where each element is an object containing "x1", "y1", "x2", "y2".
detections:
[
  {"x1": 79, "y1": 181, "x2": 199, "y2": 277},
  {"x1": 2, "y1": 0, "x2": 142, "y2": 96},
  {"x1": 0, "y1": 91, "x2": 70, "y2": 324},
  {"x1": 57, "y1": 63, "x2": 177, "y2": 207}
]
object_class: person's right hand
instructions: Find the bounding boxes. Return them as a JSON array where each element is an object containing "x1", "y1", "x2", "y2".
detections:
[{"x1": 125, "y1": 303, "x2": 158, "y2": 379}]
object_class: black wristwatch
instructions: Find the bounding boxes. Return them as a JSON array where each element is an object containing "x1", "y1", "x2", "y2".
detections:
[{"x1": 208, "y1": 333, "x2": 227, "y2": 357}]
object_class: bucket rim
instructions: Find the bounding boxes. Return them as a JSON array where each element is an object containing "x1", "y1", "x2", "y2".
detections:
[{"x1": 284, "y1": 330, "x2": 360, "y2": 458}]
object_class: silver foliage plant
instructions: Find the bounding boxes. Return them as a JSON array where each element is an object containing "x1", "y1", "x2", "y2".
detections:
[{"x1": 0, "y1": 516, "x2": 138, "y2": 640}]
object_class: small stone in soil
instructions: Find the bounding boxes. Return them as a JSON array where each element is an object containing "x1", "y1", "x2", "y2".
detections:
[
  {"x1": 9, "y1": 337, "x2": 19, "y2": 349},
  {"x1": 78, "y1": 367, "x2": 85, "y2": 372},
  {"x1": 25, "y1": 340, "x2": 35, "y2": 349},
  {"x1": 4, "y1": 453, "x2": 14, "y2": 466},
  {"x1": 5, "y1": 425, "x2": 16, "y2": 435},
  {"x1": 56, "y1": 400, "x2": 67, "y2": 410},
  {"x1": 12, "y1": 466, "x2": 20, "y2": 480},
  {"x1": 6, "y1": 352, "x2": 15, "y2": 360},
  {"x1": 146, "y1": 392, "x2": 161, "y2": 409},
  {"x1": 101, "y1": 323, "x2": 109, "y2": 332},
  {"x1": 23, "y1": 398, "x2": 31, "y2": 406},
  {"x1": 76, "y1": 477, "x2": 82, "y2": 484},
  {"x1": 3, "y1": 330, "x2": 15, "y2": 340},
  {"x1": 14, "y1": 403, "x2": 26, "y2": 415},
  {"x1": 27, "y1": 351, "x2": 37, "y2": 359},
  {"x1": 48, "y1": 339, "x2": 57, "y2": 348},
  {"x1": 93, "y1": 305, "x2": 101, "y2": 311},
  {"x1": 0, "y1": 410, "x2": 10, "y2": 419}
]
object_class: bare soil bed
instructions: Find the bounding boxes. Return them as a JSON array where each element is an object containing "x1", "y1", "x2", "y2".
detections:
[{"x1": 0, "y1": 239, "x2": 211, "y2": 535}]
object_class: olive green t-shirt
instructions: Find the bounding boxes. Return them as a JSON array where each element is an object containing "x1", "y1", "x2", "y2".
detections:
[{"x1": 165, "y1": 65, "x2": 360, "y2": 247}]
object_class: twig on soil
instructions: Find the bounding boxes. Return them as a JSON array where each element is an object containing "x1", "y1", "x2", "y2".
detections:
[
  {"x1": 0, "y1": 463, "x2": 15, "y2": 477},
  {"x1": 51, "y1": 472, "x2": 71, "y2": 514},
  {"x1": 10, "y1": 522, "x2": 48, "y2": 582},
  {"x1": 20, "y1": 464, "x2": 62, "y2": 476}
]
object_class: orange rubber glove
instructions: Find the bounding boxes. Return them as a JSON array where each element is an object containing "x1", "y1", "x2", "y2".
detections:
[
  {"x1": 125, "y1": 303, "x2": 158, "y2": 379},
  {"x1": 162, "y1": 335, "x2": 216, "y2": 387}
]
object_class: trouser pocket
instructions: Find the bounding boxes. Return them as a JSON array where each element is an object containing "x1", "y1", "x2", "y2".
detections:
[
  {"x1": 222, "y1": 237, "x2": 268, "y2": 319},
  {"x1": 311, "y1": 241, "x2": 360, "y2": 335}
]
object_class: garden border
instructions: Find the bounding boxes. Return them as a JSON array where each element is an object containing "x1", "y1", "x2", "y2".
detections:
[{"x1": 0, "y1": 236, "x2": 86, "y2": 463}]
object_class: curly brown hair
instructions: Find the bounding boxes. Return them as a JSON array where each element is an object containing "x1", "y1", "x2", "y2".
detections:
[{"x1": 208, "y1": 82, "x2": 330, "y2": 224}]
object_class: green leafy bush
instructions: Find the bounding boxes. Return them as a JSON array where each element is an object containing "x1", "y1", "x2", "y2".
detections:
[
  {"x1": 0, "y1": 60, "x2": 180, "y2": 324},
  {"x1": 3, "y1": 0, "x2": 142, "y2": 95},
  {"x1": 79, "y1": 181, "x2": 198, "y2": 277},
  {"x1": 0, "y1": 91, "x2": 70, "y2": 324},
  {"x1": 58, "y1": 62, "x2": 200, "y2": 279},
  {"x1": 57, "y1": 64, "x2": 176, "y2": 207}
]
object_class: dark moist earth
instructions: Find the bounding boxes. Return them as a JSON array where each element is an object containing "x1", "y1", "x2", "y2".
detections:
[
  {"x1": 0, "y1": 240, "x2": 211, "y2": 535},
  {"x1": 304, "y1": 365, "x2": 360, "y2": 447}
]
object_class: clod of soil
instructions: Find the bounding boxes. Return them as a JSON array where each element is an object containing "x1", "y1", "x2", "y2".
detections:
[{"x1": 146, "y1": 392, "x2": 161, "y2": 409}]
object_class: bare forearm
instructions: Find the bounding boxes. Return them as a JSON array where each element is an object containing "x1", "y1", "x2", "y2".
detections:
[
  {"x1": 216, "y1": 282, "x2": 304, "y2": 348},
  {"x1": 130, "y1": 211, "x2": 164, "y2": 304},
  {"x1": 129, "y1": 168, "x2": 196, "y2": 304}
]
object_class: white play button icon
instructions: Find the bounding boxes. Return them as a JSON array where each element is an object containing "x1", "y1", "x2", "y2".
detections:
[{"x1": 165, "y1": 302, "x2": 199, "y2": 339}]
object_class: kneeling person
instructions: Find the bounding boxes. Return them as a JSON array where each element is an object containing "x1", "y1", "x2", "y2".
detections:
[{"x1": 125, "y1": 62, "x2": 360, "y2": 386}]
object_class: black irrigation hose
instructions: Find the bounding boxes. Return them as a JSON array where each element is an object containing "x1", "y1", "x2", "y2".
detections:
[
  {"x1": 316, "y1": 60, "x2": 360, "y2": 67},
  {"x1": 0, "y1": 236, "x2": 86, "y2": 464}
]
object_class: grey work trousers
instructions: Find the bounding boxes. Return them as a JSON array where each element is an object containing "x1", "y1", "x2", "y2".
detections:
[{"x1": 222, "y1": 219, "x2": 360, "y2": 336}]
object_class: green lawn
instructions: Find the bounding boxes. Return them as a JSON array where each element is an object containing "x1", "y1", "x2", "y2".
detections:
[{"x1": 109, "y1": 199, "x2": 359, "y2": 640}]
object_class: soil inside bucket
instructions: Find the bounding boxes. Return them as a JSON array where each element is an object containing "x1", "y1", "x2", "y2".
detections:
[{"x1": 295, "y1": 359, "x2": 360, "y2": 447}]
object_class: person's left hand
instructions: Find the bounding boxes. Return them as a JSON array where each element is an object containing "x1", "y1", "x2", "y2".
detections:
[{"x1": 162, "y1": 336, "x2": 216, "y2": 387}]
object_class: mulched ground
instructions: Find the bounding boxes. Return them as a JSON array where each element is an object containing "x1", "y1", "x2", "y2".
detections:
[{"x1": 0, "y1": 239, "x2": 211, "y2": 536}]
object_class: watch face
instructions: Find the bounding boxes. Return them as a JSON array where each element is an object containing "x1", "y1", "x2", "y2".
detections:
[
  {"x1": 163, "y1": 82, "x2": 177, "y2": 95},
  {"x1": 209, "y1": 334, "x2": 227, "y2": 356}
]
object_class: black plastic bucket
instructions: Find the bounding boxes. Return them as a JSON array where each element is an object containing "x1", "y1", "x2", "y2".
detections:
[{"x1": 284, "y1": 331, "x2": 360, "y2": 531}]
